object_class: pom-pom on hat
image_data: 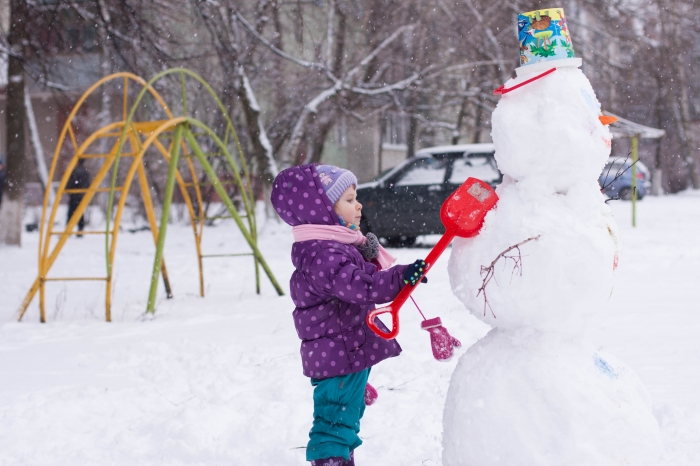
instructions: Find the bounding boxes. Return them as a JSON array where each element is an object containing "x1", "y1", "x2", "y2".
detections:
[{"x1": 315, "y1": 165, "x2": 358, "y2": 205}]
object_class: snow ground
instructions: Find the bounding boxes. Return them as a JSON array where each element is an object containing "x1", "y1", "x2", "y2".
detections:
[{"x1": 0, "y1": 193, "x2": 699, "y2": 465}]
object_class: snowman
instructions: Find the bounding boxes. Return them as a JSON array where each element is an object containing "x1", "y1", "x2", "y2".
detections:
[{"x1": 442, "y1": 8, "x2": 662, "y2": 466}]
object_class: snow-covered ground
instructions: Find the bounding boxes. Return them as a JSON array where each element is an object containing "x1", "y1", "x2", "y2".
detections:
[{"x1": 1, "y1": 193, "x2": 699, "y2": 465}]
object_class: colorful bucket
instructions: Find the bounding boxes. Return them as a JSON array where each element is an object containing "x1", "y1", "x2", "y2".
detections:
[{"x1": 518, "y1": 8, "x2": 575, "y2": 66}]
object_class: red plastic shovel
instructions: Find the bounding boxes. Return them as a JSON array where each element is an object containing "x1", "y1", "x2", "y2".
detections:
[{"x1": 366, "y1": 177, "x2": 499, "y2": 340}]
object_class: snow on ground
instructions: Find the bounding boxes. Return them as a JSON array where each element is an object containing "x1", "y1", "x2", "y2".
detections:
[{"x1": 0, "y1": 193, "x2": 699, "y2": 465}]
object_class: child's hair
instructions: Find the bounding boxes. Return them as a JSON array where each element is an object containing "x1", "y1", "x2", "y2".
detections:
[{"x1": 315, "y1": 165, "x2": 358, "y2": 205}]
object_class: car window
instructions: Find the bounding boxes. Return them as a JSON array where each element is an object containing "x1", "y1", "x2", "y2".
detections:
[
  {"x1": 394, "y1": 157, "x2": 449, "y2": 186},
  {"x1": 371, "y1": 167, "x2": 394, "y2": 182},
  {"x1": 603, "y1": 163, "x2": 626, "y2": 175},
  {"x1": 449, "y1": 154, "x2": 500, "y2": 184}
]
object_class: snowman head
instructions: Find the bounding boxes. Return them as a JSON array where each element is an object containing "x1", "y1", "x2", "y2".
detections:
[{"x1": 491, "y1": 67, "x2": 612, "y2": 193}]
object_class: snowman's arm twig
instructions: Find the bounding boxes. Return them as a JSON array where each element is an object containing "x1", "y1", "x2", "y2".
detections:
[
  {"x1": 477, "y1": 235, "x2": 541, "y2": 318},
  {"x1": 600, "y1": 152, "x2": 639, "y2": 194}
]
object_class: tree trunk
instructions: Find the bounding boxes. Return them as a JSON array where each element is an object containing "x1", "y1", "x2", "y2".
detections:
[
  {"x1": 97, "y1": 0, "x2": 113, "y2": 155},
  {"x1": 24, "y1": 85, "x2": 53, "y2": 204},
  {"x1": 406, "y1": 114, "x2": 417, "y2": 159},
  {"x1": 0, "y1": 0, "x2": 28, "y2": 246},
  {"x1": 236, "y1": 69, "x2": 278, "y2": 198},
  {"x1": 472, "y1": 97, "x2": 483, "y2": 143},
  {"x1": 309, "y1": 114, "x2": 335, "y2": 164},
  {"x1": 452, "y1": 92, "x2": 469, "y2": 145}
]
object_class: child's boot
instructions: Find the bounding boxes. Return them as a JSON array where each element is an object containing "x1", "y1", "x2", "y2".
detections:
[
  {"x1": 310, "y1": 451, "x2": 354, "y2": 466},
  {"x1": 310, "y1": 455, "x2": 349, "y2": 466}
]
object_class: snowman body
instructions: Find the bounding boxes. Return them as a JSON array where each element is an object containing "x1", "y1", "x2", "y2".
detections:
[{"x1": 442, "y1": 67, "x2": 662, "y2": 465}]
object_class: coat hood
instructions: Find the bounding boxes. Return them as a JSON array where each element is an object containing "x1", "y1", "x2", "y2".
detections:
[{"x1": 270, "y1": 164, "x2": 340, "y2": 226}]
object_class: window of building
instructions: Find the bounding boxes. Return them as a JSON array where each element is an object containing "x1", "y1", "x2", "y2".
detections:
[{"x1": 383, "y1": 113, "x2": 410, "y2": 147}]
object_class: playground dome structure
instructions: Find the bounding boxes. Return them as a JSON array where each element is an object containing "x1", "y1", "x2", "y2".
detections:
[{"x1": 18, "y1": 68, "x2": 283, "y2": 323}]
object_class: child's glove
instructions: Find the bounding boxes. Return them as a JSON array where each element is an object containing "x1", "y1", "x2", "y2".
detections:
[
  {"x1": 356, "y1": 232, "x2": 380, "y2": 261},
  {"x1": 421, "y1": 317, "x2": 462, "y2": 361},
  {"x1": 364, "y1": 382, "x2": 378, "y2": 406},
  {"x1": 403, "y1": 259, "x2": 428, "y2": 286}
]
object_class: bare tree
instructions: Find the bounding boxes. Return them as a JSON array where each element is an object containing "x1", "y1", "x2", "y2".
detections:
[{"x1": 0, "y1": 0, "x2": 28, "y2": 246}]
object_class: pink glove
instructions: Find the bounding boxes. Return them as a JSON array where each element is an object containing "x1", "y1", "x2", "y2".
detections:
[
  {"x1": 421, "y1": 317, "x2": 462, "y2": 361},
  {"x1": 364, "y1": 382, "x2": 378, "y2": 406}
]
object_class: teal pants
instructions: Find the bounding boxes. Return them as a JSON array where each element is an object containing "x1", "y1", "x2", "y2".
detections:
[{"x1": 306, "y1": 368, "x2": 370, "y2": 462}]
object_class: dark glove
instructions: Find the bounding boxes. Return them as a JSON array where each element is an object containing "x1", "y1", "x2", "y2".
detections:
[
  {"x1": 357, "y1": 232, "x2": 380, "y2": 261},
  {"x1": 403, "y1": 259, "x2": 428, "y2": 286}
]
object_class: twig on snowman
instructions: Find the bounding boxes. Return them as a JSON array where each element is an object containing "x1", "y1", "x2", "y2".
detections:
[
  {"x1": 477, "y1": 235, "x2": 541, "y2": 318},
  {"x1": 600, "y1": 152, "x2": 639, "y2": 203}
]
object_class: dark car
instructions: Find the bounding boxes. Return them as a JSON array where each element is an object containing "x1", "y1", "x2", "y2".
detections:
[
  {"x1": 357, "y1": 144, "x2": 501, "y2": 246},
  {"x1": 598, "y1": 158, "x2": 650, "y2": 200}
]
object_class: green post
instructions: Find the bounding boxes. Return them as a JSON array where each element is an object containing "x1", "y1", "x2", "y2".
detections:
[
  {"x1": 147, "y1": 124, "x2": 184, "y2": 313},
  {"x1": 631, "y1": 135, "x2": 639, "y2": 227},
  {"x1": 253, "y1": 213, "x2": 261, "y2": 294},
  {"x1": 183, "y1": 127, "x2": 285, "y2": 296}
]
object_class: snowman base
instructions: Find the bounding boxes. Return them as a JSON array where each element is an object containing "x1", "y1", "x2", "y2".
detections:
[{"x1": 442, "y1": 328, "x2": 661, "y2": 466}]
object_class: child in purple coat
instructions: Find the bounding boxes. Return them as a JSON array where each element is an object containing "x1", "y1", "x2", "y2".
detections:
[{"x1": 271, "y1": 164, "x2": 426, "y2": 466}]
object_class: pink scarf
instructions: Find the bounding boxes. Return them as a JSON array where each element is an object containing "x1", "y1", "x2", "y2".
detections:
[{"x1": 292, "y1": 224, "x2": 396, "y2": 270}]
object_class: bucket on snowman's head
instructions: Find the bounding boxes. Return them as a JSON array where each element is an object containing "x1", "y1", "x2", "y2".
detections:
[{"x1": 518, "y1": 8, "x2": 575, "y2": 67}]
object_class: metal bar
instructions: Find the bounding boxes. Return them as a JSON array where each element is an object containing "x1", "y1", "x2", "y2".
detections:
[
  {"x1": 182, "y1": 180, "x2": 239, "y2": 188},
  {"x1": 195, "y1": 214, "x2": 248, "y2": 221},
  {"x1": 201, "y1": 215, "x2": 233, "y2": 221},
  {"x1": 201, "y1": 253, "x2": 254, "y2": 258},
  {"x1": 631, "y1": 135, "x2": 638, "y2": 227},
  {"x1": 181, "y1": 72, "x2": 188, "y2": 116},
  {"x1": 123, "y1": 76, "x2": 128, "y2": 121},
  {"x1": 16, "y1": 278, "x2": 40, "y2": 322},
  {"x1": 79, "y1": 152, "x2": 135, "y2": 159},
  {"x1": 137, "y1": 163, "x2": 173, "y2": 299},
  {"x1": 107, "y1": 118, "x2": 186, "y2": 322},
  {"x1": 183, "y1": 127, "x2": 284, "y2": 296},
  {"x1": 149, "y1": 134, "x2": 204, "y2": 297},
  {"x1": 179, "y1": 152, "x2": 226, "y2": 158},
  {"x1": 97, "y1": 131, "x2": 128, "y2": 138},
  {"x1": 147, "y1": 124, "x2": 183, "y2": 313},
  {"x1": 65, "y1": 187, "x2": 124, "y2": 194},
  {"x1": 51, "y1": 231, "x2": 113, "y2": 236},
  {"x1": 19, "y1": 72, "x2": 177, "y2": 322},
  {"x1": 254, "y1": 219, "x2": 260, "y2": 294},
  {"x1": 44, "y1": 143, "x2": 120, "y2": 273},
  {"x1": 67, "y1": 124, "x2": 78, "y2": 151},
  {"x1": 40, "y1": 277, "x2": 46, "y2": 323},
  {"x1": 44, "y1": 277, "x2": 109, "y2": 282},
  {"x1": 25, "y1": 126, "x2": 125, "y2": 323}
]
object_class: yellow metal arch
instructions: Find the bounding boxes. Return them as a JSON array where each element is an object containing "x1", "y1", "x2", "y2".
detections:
[{"x1": 18, "y1": 70, "x2": 282, "y2": 322}]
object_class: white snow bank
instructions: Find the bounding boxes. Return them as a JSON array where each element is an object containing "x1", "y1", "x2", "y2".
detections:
[{"x1": 0, "y1": 195, "x2": 698, "y2": 464}]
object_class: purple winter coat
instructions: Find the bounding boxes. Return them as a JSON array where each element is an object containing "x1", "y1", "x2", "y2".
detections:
[{"x1": 271, "y1": 164, "x2": 406, "y2": 379}]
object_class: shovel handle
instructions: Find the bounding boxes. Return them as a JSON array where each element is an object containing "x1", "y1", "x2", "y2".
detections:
[
  {"x1": 366, "y1": 233, "x2": 455, "y2": 340},
  {"x1": 366, "y1": 303, "x2": 400, "y2": 340}
]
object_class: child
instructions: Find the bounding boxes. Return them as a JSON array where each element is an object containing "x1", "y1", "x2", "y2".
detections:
[{"x1": 271, "y1": 164, "x2": 426, "y2": 466}]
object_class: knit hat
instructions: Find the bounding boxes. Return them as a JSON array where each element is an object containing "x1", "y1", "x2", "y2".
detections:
[{"x1": 315, "y1": 165, "x2": 358, "y2": 205}]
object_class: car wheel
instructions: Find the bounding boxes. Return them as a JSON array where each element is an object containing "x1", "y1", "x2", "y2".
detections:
[
  {"x1": 384, "y1": 235, "x2": 417, "y2": 247},
  {"x1": 618, "y1": 187, "x2": 632, "y2": 200}
]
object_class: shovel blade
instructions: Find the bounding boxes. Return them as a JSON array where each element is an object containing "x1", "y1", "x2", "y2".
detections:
[{"x1": 441, "y1": 177, "x2": 498, "y2": 238}]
